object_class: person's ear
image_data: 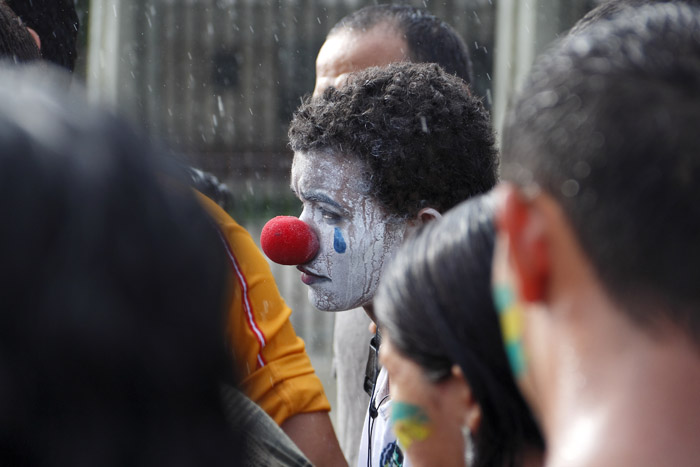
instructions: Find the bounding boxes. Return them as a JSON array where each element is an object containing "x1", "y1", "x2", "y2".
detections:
[
  {"x1": 416, "y1": 207, "x2": 441, "y2": 224},
  {"x1": 26, "y1": 27, "x2": 41, "y2": 50},
  {"x1": 405, "y1": 207, "x2": 441, "y2": 236},
  {"x1": 450, "y1": 365, "x2": 482, "y2": 432},
  {"x1": 496, "y1": 184, "x2": 549, "y2": 303}
]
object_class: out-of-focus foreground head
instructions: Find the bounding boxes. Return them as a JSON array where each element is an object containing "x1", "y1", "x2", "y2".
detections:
[
  {"x1": 5, "y1": 0, "x2": 79, "y2": 71},
  {"x1": 314, "y1": 4, "x2": 473, "y2": 96},
  {"x1": 0, "y1": 64, "x2": 242, "y2": 466},
  {"x1": 496, "y1": 1, "x2": 700, "y2": 392},
  {"x1": 0, "y1": 1, "x2": 40, "y2": 62},
  {"x1": 569, "y1": 0, "x2": 700, "y2": 35},
  {"x1": 375, "y1": 195, "x2": 543, "y2": 467}
]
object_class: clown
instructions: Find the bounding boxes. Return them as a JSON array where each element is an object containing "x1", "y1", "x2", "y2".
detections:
[{"x1": 264, "y1": 62, "x2": 497, "y2": 467}]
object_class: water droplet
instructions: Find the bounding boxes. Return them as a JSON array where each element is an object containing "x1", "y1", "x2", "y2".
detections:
[
  {"x1": 561, "y1": 179, "x2": 580, "y2": 198},
  {"x1": 573, "y1": 161, "x2": 591, "y2": 179},
  {"x1": 218, "y1": 96, "x2": 225, "y2": 116}
]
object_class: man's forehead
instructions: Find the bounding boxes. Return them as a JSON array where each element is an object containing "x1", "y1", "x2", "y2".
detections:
[
  {"x1": 314, "y1": 24, "x2": 409, "y2": 95},
  {"x1": 292, "y1": 151, "x2": 370, "y2": 194},
  {"x1": 292, "y1": 150, "x2": 361, "y2": 177}
]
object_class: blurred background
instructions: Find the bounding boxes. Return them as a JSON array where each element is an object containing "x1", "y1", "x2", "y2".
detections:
[{"x1": 73, "y1": 0, "x2": 600, "y2": 423}]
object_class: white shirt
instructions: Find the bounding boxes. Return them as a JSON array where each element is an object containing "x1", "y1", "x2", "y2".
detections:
[{"x1": 356, "y1": 367, "x2": 412, "y2": 467}]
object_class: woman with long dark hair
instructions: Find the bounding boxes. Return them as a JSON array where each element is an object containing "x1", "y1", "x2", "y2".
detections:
[{"x1": 374, "y1": 195, "x2": 544, "y2": 467}]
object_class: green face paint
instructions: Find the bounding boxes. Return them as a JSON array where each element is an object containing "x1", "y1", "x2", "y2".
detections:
[
  {"x1": 492, "y1": 284, "x2": 527, "y2": 378},
  {"x1": 391, "y1": 401, "x2": 432, "y2": 451}
]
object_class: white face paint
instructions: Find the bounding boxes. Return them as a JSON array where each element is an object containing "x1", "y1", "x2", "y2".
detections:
[{"x1": 291, "y1": 150, "x2": 408, "y2": 311}]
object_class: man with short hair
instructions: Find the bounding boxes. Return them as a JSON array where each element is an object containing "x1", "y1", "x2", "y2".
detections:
[
  {"x1": 492, "y1": 3, "x2": 700, "y2": 466},
  {"x1": 312, "y1": 7, "x2": 477, "y2": 461},
  {"x1": 314, "y1": 4, "x2": 473, "y2": 97},
  {"x1": 289, "y1": 61, "x2": 497, "y2": 466}
]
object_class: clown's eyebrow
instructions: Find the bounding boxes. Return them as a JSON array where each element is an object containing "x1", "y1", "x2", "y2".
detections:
[{"x1": 302, "y1": 191, "x2": 347, "y2": 213}]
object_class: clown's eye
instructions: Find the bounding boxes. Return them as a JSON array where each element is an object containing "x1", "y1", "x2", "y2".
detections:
[{"x1": 321, "y1": 208, "x2": 342, "y2": 224}]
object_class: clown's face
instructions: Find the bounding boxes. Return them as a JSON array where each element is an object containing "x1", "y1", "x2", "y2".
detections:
[{"x1": 291, "y1": 150, "x2": 408, "y2": 311}]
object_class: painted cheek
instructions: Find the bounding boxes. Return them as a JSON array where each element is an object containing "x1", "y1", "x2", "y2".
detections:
[
  {"x1": 391, "y1": 401, "x2": 433, "y2": 451},
  {"x1": 333, "y1": 227, "x2": 347, "y2": 253},
  {"x1": 492, "y1": 284, "x2": 528, "y2": 379}
]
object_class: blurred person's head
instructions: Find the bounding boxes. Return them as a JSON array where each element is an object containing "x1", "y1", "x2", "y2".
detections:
[
  {"x1": 493, "y1": 3, "x2": 700, "y2": 462},
  {"x1": 314, "y1": 4, "x2": 472, "y2": 96},
  {"x1": 0, "y1": 64, "x2": 242, "y2": 466},
  {"x1": 0, "y1": 2, "x2": 40, "y2": 62},
  {"x1": 187, "y1": 167, "x2": 234, "y2": 212},
  {"x1": 5, "y1": 0, "x2": 79, "y2": 71},
  {"x1": 375, "y1": 195, "x2": 544, "y2": 467},
  {"x1": 289, "y1": 62, "x2": 497, "y2": 314},
  {"x1": 569, "y1": 0, "x2": 700, "y2": 35}
]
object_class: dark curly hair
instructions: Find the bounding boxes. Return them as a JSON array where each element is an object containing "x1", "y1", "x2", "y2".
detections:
[
  {"x1": 289, "y1": 62, "x2": 497, "y2": 218},
  {"x1": 0, "y1": 2, "x2": 40, "y2": 62},
  {"x1": 6, "y1": 0, "x2": 79, "y2": 71}
]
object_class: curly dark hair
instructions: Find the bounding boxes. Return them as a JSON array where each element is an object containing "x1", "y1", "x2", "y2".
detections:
[
  {"x1": 288, "y1": 62, "x2": 497, "y2": 218},
  {"x1": 6, "y1": 0, "x2": 79, "y2": 71},
  {"x1": 0, "y1": 2, "x2": 40, "y2": 62}
]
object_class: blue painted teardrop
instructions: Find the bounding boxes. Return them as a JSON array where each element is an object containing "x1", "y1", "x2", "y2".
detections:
[{"x1": 333, "y1": 227, "x2": 347, "y2": 254}]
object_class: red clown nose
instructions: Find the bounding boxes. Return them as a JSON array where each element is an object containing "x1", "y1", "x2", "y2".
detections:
[{"x1": 260, "y1": 216, "x2": 319, "y2": 265}]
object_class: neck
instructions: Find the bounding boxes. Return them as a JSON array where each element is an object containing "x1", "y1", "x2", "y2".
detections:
[
  {"x1": 541, "y1": 290, "x2": 700, "y2": 467},
  {"x1": 363, "y1": 302, "x2": 377, "y2": 323}
]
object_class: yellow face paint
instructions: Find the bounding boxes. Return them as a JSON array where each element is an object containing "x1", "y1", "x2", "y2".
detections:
[
  {"x1": 492, "y1": 284, "x2": 527, "y2": 377},
  {"x1": 391, "y1": 401, "x2": 432, "y2": 451}
]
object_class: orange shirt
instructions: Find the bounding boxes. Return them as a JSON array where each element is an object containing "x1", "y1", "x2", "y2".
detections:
[{"x1": 198, "y1": 192, "x2": 330, "y2": 425}]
